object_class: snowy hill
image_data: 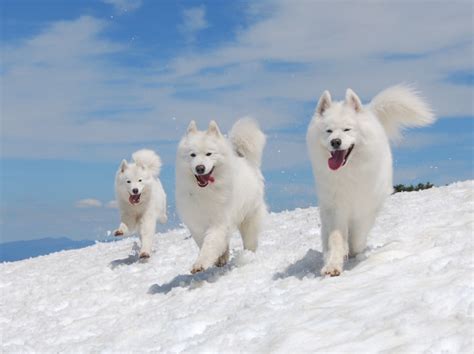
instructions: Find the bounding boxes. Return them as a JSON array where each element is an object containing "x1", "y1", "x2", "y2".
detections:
[{"x1": 1, "y1": 181, "x2": 473, "y2": 353}]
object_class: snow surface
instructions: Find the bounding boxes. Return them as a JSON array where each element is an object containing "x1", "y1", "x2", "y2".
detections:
[{"x1": 1, "y1": 181, "x2": 473, "y2": 353}]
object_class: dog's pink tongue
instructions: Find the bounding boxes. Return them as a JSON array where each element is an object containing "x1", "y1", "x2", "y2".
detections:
[
  {"x1": 199, "y1": 174, "x2": 215, "y2": 183},
  {"x1": 328, "y1": 151, "x2": 345, "y2": 170}
]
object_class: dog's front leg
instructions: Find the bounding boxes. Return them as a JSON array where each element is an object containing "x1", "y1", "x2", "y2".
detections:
[
  {"x1": 113, "y1": 222, "x2": 129, "y2": 237},
  {"x1": 191, "y1": 225, "x2": 229, "y2": 274},
  {"x1": 319, "y1": 209, "x2": 348, "y2": 277},
  {"x1": 138, "y1": 217, "x2": 155, "y2": 259},
  {"x1": 321, "y1": 229, "x2": 348, "y2": 276}
]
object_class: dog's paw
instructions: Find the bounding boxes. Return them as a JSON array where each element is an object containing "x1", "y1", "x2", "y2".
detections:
[
  {"x1": 113, "y1": 229, "x2": 125, "y2": 237},
  {"x1": 215, "y1": 253, "x2": 229, "y2": 267},
  {"x1": 215, "y1": 258, "x2": 227, "y2": 267},
  {"x1": 139, "y1": 252, "x2": 150, "y2": 259},
  {"x1": 190, "y1": 264, "x2": 204, "y2": 274},
  {"x1": 321, "y1": 264, "x2": 342, "y2": 277},
  {"x1": 191, "y1": 256, "x2": 214, "y2": 274}
]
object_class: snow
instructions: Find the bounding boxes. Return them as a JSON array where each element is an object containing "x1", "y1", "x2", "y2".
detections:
[{"x1": 1, "y1": 181, "x2": 473, "y2": 352}]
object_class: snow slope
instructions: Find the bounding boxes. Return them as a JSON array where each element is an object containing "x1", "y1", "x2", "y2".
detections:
[{"x1": 1, "y1": 181, "x2": 473, "y2": 353}]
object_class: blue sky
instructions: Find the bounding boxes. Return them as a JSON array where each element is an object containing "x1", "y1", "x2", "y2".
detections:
[{"x1": 1, "y1": 0, "x2": 473, "y2": 243}]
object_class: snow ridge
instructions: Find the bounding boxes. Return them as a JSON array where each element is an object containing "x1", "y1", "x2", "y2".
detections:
[{"x1": 1, "y1": 181, "x2": 473, "y2": 352}]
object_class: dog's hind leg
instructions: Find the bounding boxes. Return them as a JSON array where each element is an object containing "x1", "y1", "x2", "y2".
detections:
[
  {"x1": 239, "y1": 205, "x2": 265, "y2": 252},
  {"x1": 349, "y1": 215, "x2": 375, "y2": 257},
  {"x1": 158, "y1": 211, "x2": 168, "y2": 224},
  {"x1": 157, "y1": 198, "x2": 168, "y2": 224}
]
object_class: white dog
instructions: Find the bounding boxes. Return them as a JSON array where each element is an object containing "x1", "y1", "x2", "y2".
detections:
[
  {"x1": 114, "y1": 149, "x2": 167, "y2": 259},
  {"x1": 176, "y1": 119, "x2": 267, "y2": 273},
  {"x1": 306, "y1": 85, "x2": 434, "y2": 276}
]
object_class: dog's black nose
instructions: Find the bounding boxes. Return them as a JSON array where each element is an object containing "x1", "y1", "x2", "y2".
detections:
[
  {"x1": 331, "y1": 138, "x2": 342, "y2": 149},
  {"x1": 132, "y1": 188, "x2": 139, "y2": 194},
  {"x1": 195, "y1": 165, "x2": 205, "y2": 175}
]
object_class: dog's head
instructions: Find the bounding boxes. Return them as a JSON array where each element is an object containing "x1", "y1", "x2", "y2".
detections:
[
  {"x1": 116, "y1": 160, "x2": 153, "y2": 205},
  {"x1": 310, "y1": 89, "x2": 364, "y2": 171},
  {"x1": 178, "y1": 120, "x2": 229, "y2": 188}
]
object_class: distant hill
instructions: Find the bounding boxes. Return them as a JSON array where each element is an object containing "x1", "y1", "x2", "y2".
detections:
[{"x1": 0, "y1": 237, "x2": 95, "y2": 262}]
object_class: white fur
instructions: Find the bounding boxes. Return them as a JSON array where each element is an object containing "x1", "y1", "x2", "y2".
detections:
[
  {"x1": 370, "y1": 85, "x2": 435, "y2": 139},
  {"x1": 132, "y1": 149, "x2": 162, "y2": 176},
  {"x1": 229, "y1": 117, "x2": 266, "y2": 167},
  {"x1": 306, "y1": 85, "x2": 434, "y2": 276},
  {"x1": 114, "y1": 149, "x2": 167, "y2": 258},
  {"x1": 176, "y1": 119, "x2": 267, "y2": 273}
]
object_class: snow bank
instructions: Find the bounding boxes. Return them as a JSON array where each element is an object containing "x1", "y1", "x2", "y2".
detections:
[{"x1": 1, "y1": 181, "x2": 472, "y2": 352}]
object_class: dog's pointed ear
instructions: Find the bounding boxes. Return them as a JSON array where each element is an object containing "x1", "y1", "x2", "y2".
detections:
[
  {"x1": 120, "y1": 159, "x2": 128, "y2": 173},
  {"x1": 345, "y1": 88, "x2": 362, "y2": 112},
  {"x1": 316, "y1": 90, "x2": 332, "y2": 116},
  {"x1": 187, "y1": 120, "x2": 198, "y2": 135},
  {"x1": 207, "y1": 120, "x2": 222, "y2": 136}
]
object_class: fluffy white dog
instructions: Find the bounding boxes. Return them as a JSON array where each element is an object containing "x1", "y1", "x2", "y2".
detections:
[
  {"x1": 306, "y1": 85, "x2": 434, "y2": 276},
  {"x1": 114, "y1": 149, "x2": 167, "y2": 259},
  {"x1": 176, "y1": 119, "x2": 267, "y2": 273}
]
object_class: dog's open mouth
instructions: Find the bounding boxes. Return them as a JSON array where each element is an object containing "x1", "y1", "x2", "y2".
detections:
[
  {"x1": 195, "y1": 167, "x2": 215, "y2": 187},
  {"x1": 129, "y1": 193, "x2": 141, "y2": 204},
  {"x1": 328, "y1": 145, "x2": 354, "y2": 171}
]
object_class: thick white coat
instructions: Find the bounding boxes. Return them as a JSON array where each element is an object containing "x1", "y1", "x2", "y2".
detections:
[
  {"x1": 306, "y1": 85, "x2": 434, "y2": 275},
  {"x1": 114, "y1": 149, "x2": 167, "y2": 258},
  {"x1": 176, "y1": 119, "x2": 267, "y2": 273}
]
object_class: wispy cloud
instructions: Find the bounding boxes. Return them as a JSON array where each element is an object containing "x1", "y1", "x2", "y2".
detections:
[
  {"x1": 178, "y1": 6, "x2": 208, "y2": 42},
  {"x1": 106, "y1": 200, "x2": 118, "y2": 209},
  {"x1": 394, "y1": 132, "x2": 469, "y2": 150},
  {"x1": 1, "y1": 1, "x2": 472, "y2": 168},
  {"x1": 75, "y1": 199, "x2": 103, "y2": 208},
  {"x1": 102, "y1": 0, "x2": 142, "y2": 14},
  {"x1": 443, "y1": 69, "x2": 474, "y2": 86}
]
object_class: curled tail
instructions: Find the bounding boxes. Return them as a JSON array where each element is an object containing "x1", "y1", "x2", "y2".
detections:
[
  {"x1": 229, "y1": 118, "x2": 266, "y2": 167},
  {"x1": 132, "y1": 149, "x2": 162, "y2": 176},
  {"x1": 369, "y1": 85, "x2": 435, "y2": 140}
]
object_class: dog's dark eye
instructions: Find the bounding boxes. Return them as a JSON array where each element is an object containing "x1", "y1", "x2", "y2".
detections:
[
  {"x1": 206, "y1": 152, "x2": 212, "y2": 156},
  {"x1": 127, "y1": 180, "x2": 131, "y2": 184},
  {"x1": 344, "y1": 128, "x2": 351, "y2": 132},
  {"x1": 138, "y1": 179, "x2": 142, "y2": 182},
  {"x1": 190, "y1": 153, "x2": 196, "y2": 158},
  {"x1": 326, "y1": 129, "x2": 333, "y2": 133}
]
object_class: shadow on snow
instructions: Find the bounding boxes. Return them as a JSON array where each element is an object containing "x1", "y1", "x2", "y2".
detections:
[
  {"x1": 273, "y1": 249, "x2": 325, "y2": 280},
  {"x1": 108, "y1": 242, "x2": 151, "y2": 269},
  {"x1": 272, "y1": 248, "x2": 363, "y2": 280},
  {"x1": 148, "y1": 262, "x2": 235, "y2": 295}
]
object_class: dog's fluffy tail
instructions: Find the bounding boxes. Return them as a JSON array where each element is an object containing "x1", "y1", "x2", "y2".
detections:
[
  {"x1": 229, "y1": 118, "x2": 266, "y2": 167},
  {"x1": 369, "y1": 85, "x2": 435, "y2": 140},
  {"x1": 132, "y1": 149, "x2": 162, "y2": 176}
]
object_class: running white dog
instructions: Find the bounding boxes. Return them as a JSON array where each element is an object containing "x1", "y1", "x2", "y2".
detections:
[
  {"x1": 114, "y1": 149, "x2": 167, "y2": 259},
  {"x1": 176, "y1": 119, "x2": 267, "y2": 274},
  {"x1": 306, "y1": 85, "x2": 434, "y2": 276}
]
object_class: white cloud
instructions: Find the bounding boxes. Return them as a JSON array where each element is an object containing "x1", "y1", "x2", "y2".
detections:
[
  {"x1": 106, "y1": 200, "x2": 119, "y2": 209},
  {"x1": 178, "y1": 6, "x2": 208, "y2": 42},
  {"x1": 0, "y1": 1, "x2": 472, "y2": 168},
  {"x1": 395, "y1": 132, "x2": 471, "y2": 150},
  {"x1": 102, "y1": 0, "x2": 142, "y2": 14},
  {"x1": 168, "y1": 0, "x2": 473, "y2": 115},
  {"x1": 75, "y1": 199, "x2": 103, "y2": 208}
]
